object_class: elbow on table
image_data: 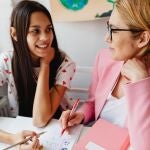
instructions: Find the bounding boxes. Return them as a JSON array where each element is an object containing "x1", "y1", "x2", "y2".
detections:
[{"x1": 32, "y1": 115, "x2": 51, "y2": 128}]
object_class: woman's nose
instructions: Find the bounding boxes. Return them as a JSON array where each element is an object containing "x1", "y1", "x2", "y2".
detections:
[{"x1": 40, "y1": 32, "x2": 50, "y2": 41}]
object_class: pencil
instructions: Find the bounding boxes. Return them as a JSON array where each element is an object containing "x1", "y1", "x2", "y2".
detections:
[
  {"x1": 2, "y1": 131, "x2": 46, "y2": 150},
  {"x1": 61, "y1": 98, "x2": 80, "y2": 136}
]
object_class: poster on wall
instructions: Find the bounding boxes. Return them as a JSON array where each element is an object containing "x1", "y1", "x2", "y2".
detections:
[{"x1": 50, "y1": 0, "x2": 115, "y2": 22}]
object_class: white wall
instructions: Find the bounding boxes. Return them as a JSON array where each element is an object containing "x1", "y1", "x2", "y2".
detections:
[
  {"x1": 0, "y1": 0, "x2": 13, "y2": 51},
  {"x1": 54, "y1": 20, "x2": 108, "y2": 99},
  {"x1": 0, "y1": 0, "x2": 109, "y2": 99}
]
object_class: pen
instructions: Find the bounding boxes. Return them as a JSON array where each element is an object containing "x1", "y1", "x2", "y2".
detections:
[
  {"x1": 61, "y1": 98, "x2": 80, "y2": 136},
  {"x1": 2, "y1": 131, "x2": 46, "y2": 150}
]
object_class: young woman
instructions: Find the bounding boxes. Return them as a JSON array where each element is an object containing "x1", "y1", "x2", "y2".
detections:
[
  {"x1": 60, "y1": 0, "x2": 150, "y2": 149},
  {"x1": 0, "y1": 0, "x2": 75, "y2": 127},
  {"x1": 0, "y1": 0, "x2": 75, "y2": 149}
]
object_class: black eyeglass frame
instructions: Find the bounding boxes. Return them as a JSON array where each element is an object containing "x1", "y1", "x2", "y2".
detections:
[{"x1": 107, "y1": 21, "x2": 144, "y2": 41}]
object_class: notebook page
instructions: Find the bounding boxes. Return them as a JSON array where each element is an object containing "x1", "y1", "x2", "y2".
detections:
[{"x1": 0, "y1": 116, "x2": 83, "y2": 150}]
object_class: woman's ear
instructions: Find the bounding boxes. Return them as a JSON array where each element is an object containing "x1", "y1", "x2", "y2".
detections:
[
  {"x1": 10, "y1": 27, "x2": 17, "y2": 41},
  {"x1": 137, "y1": 31, "x2": 150, "y2": 48}
]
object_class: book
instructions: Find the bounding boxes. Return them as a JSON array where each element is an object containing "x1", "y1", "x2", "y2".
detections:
[
  {"x1": 73, "y1": 119, "x2": 130, "y2": 150},
  {"x1": 0, "y1": 116, "x2": 83, "y2": 150}
]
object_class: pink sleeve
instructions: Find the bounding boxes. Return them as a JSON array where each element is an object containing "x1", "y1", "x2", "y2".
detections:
[
  {"x1": 77, "y1": 51, "x2": 101, "y2": 124},
  {"x1": 123, "y1": 77, "x2": 150, "y2": 150}
]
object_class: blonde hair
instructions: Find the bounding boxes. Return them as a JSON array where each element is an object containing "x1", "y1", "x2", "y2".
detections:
[
  {"x1": 115, "y1": 0, "x2": 150, "y2": 32},
  {"x1": 115, "y1": 0, "x2": 150, "y2": 53}
]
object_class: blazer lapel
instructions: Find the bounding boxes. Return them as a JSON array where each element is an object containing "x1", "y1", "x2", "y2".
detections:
[{"x1": 95, "y1": 61, "x2": 124, "y2": 120}]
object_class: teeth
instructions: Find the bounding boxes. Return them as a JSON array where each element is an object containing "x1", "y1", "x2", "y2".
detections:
[{"x1": 37, "y1": 45, "x2": 48, "y2": 48}]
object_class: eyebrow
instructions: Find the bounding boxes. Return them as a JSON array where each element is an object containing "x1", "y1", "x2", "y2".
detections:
[
  {"x1": 109, "y1": 23, "x2": 120, "y2": 29},
  {"x1": 108, "y1": 21, "x2": 121, "y2": 29},
  {"x1": 29, "y1": 24, "x2": 52, "y2": 28}
]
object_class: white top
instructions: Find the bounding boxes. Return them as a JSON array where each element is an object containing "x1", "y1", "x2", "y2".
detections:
[
  {"x1": 100, "y1": 93, "x2": 127, "y2": 127},
  {"x1": 0, "y1": 51, "x2": 76, "y2": 117}
]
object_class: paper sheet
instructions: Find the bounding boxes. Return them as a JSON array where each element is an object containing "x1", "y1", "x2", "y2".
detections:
[
  {"x1": 85, "y1": 141, "x2": 106, "y2": 150},
  {"x1": 0, "y1": 116, "x2": 83, "y2": 150}
]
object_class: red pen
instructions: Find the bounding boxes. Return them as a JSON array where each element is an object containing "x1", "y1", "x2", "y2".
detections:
[{"x1": 61, "y1": 98, "x2": 80, "y2": 136}]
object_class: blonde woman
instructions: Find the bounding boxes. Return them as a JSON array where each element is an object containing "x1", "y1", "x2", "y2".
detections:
[{"x1": 60, "y1": 0, "x2": 150, "y2": 149}]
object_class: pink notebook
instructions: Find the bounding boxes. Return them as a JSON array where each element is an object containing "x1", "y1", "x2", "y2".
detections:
[{"x1": 73, "y1": 119, "x2": 130, "y2": 150}]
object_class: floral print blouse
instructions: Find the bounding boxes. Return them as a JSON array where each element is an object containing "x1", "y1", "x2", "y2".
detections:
[{"x1": 0, "y1": 51, "x2": 76, "y2": 117}]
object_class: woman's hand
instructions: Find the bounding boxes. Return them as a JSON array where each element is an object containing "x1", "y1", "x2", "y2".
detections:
[
  {"x1": 121, "y1": 58, "x2": 149, "y2": 82},
  {"x1": 11, "y1": 130, "x2": 42, "y2": 150},
  {"x1": 40, "y1": 47, "x2": 55, "y2": 65},
  {"x1": 59, "y1": 110, "x2": 85, "y2": 133}
]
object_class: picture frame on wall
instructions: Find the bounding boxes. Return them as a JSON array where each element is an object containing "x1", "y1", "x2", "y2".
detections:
[{"x1": 50, "y1": 0, "x2": 115, "y2": 22}]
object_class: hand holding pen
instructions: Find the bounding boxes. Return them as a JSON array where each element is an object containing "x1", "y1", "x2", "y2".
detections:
[
  {"x1": 2, "y1": 131, "x2": 45, "y2": 150},
  {"x1": 60, "y1": 99, "x2": 84, "y2": 136},
  {"x1": 61, "y1": 99, "x2": 80, "y2": 136}
]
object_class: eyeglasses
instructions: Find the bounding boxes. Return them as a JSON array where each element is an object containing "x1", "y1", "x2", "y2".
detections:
[{"x1": 107, "y1": 21, "x2": 144, "y2": 41}]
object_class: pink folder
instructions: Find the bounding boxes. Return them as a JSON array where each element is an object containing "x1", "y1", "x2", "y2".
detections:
[{"x1": 73, "y1": 119, "x2": 130, "y2": 150}]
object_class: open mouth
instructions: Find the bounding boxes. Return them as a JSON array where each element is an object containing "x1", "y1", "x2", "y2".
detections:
[{"x1": 36, "y1": 44, "x2": 49, "y2": 49}]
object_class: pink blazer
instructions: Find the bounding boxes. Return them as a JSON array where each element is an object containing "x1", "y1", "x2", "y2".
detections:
[{"x1": 78, "y1": 49, "x2": 150, "y2": 150}]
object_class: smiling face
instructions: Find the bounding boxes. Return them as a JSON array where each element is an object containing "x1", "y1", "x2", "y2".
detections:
[
  {"x1": 105, "y1": 8, "x2": 141, "y2": 61},
  {"x1": 27, "y1": 11, "x2": 54, "y2": 61}
]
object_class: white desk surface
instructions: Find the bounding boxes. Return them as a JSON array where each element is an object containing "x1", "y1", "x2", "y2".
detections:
[
  {"x1": 0, "y1": 116, "x2": 89, "y2": 136},
  {"x1": 0, "y1": 117, "x2": 133, "y2": 150},
  {"x1": 0, "y1": 117, "x2": 15, "y2": 130}
]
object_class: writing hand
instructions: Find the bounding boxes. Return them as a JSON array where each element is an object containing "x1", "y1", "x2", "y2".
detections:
[
  {"x1": 11, "y1": 130, "x2": 42, "y2": 150},
  {"x1": 59, "y1": 110, "x2": 84, "y2": 134}
]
